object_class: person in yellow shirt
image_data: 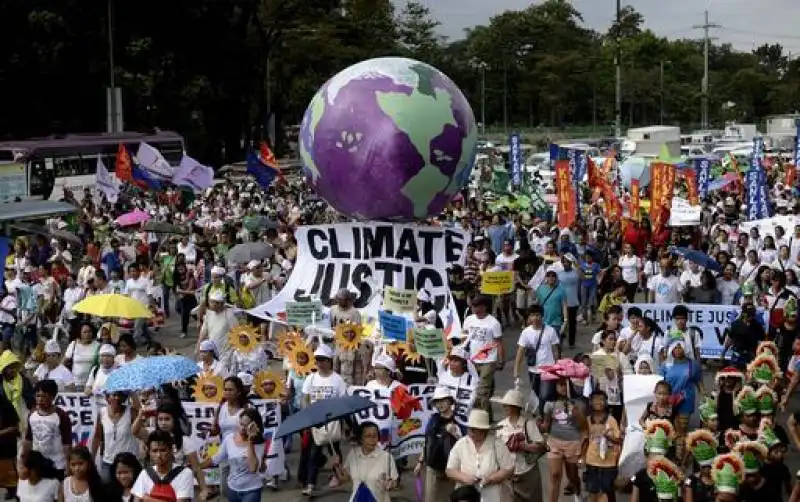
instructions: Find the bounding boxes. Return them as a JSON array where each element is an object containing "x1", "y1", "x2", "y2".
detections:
[
  {"x1": 583, "y1": 390, "x2": 622, "y2": 502},
  {"x1": 598, "y1": 282, "x2": 626, "y2": 317}
]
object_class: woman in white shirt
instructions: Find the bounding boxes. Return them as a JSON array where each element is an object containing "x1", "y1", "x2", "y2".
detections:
[
  {"x1": 200, "y1": 408, "x2": 265, "y2": 502},
  {"x1": 591, "y1": 330, "x2": 631, "y2": 423},
  {"x1": 445, "y1": 410, "x2": 515, "y2": 502},
  {"x1": 60, "y1": 275, "x2": 85, "y2": 337},
  {"x1": 91, "y1": 392, "x2": 139, "y2": 483},
  {"x1": 34, "y1": 340, "x2": 74, "y2": 391},
  {"x1": 494, "y1": 390, "x2": 546, "y2": 502},
  {"x1": 64, "y1": 324, "x2": 99, "y2": 388},
  {"x1": 618, "y1": 243, "x2": 641, "y2": 302},
  {"x1": 197, "y1": 291, "x2": 238, "y2": 365},
  {"x1": 365, "y1": 355, "x2": 401, "y2": 393},
  {"x1": 17, "y1": 450, "x2": 60, "y2": 502},
  {"x1": 197, "y1": 340, "x2": 228, "y2": 377},
  {"x1": 436, "y1": 347, "x2": 478, "y2": 399},
  {"x1": 84, "y1": 345, "x2": 118, "y2": 407},
  {"x1": 333, "y1": 422, "x2": 398, "y2": 502}
]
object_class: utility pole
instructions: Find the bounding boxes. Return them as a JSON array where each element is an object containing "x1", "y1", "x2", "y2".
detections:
[
  {"x1": 693, "y1": 10, "x2": 719, "y2": 129},
  {"x1": 614, "y1": 0, "x2": 622, "y2": 138}
]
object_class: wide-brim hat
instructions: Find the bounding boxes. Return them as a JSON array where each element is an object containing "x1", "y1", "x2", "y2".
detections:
[
  {"x1": 431, "y1": 387, "x2": 454, "y2": 403},
  {"x1": 465, "y1": 409, "x2": 497, "y2": 430},
  {"x1": 491, "y1": 389, "x2": 525, "y2": 408}
]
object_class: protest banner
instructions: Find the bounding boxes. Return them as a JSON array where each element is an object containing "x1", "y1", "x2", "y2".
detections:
[
  {"x1": 285, "y1": 300, "x2": 323, "y2": 326},
  {"x1": 618, "y1": 374, "x2": 664, "y2": 478},
  {"x1": 379, "y1": 310, "x2": 409, "y2": 341},
  {"x1": 348, "y1": 383, "x2": 475, "y2": 459},
  {"x1": 54, "y1": 395, "x2": 284, "y2": 485},
  {"x1": 248, "y1": 223, "x2": 468, "y2": 336},
  {"x1": 412, "y1": 328, "x2": 446, "y2": 359},
  {"x1": 480, "y1": 271, "x2": 514, "y2": 295},
  {"x1": 383, "y1": 286, "x2": 417, "y2": 313},
  {"x1": 622, "y1": 303, "x2": 740, "y2": 359}
]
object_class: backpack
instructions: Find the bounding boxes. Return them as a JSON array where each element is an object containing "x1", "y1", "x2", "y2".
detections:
[
  {"x1": 145, "y1": 466, "x2": 187, "y2": 502},
  {"x1": 424, "y1": 415, "x2": 459, "y2": 472},
  {"x1": 240, "y1": 285, "x2": 256, "y2": 309},
  {"x1": 204, "y1": 280, "x2": 234, "y2": 305}
]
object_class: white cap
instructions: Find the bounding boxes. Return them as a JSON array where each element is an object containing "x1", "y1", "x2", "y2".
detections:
[
  {"x1": 247, "y1": 260, "x2": 261, "y2": 270},
  {"x1": 199, "y1": 340, "x2": 218, "y2": 355},
  {"x1": 417, "y1": 289, "x2": 432, "y2": 303},
  {"x1": 313, "y1": 344, "x2": 334, "y2": 359},
  {"x1": 44, "y1": 339, "x2": 61, "y2": 354},
  {"x1": 209, "y1": 290, "x2": 226, "y2": 303},
  {"x1": 211, "y1": 266, "x2": 226, "y2": 276},
  {"x1": 431, "y1": 386, "x2": 453, "y2": 402},
  {"x1": 237, "y1": 372, "x2": 254, "y2": 386},
  {"x1": 563, "y1": 252, "x2": 577, "y2": 263},
  {"x1": 448, "y1": 346, "x2": 469, "y2": 361},
  {"x1": 99, "y1": 344, "x2": 116, "y2": 356},
  {"x1": 373, "y1": 354, "x2": 396, "y2": 373}
]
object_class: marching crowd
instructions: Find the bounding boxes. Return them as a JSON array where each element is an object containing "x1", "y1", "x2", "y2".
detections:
[{"x1": 0, "y1": 168, "x2": 798, "y2": 502}]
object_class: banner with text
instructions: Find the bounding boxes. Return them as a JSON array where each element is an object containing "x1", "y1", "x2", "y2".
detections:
[
  {"x1": 348, "y1": 383, "x2": 476, "y2": 459},
  {"x1": 249, "y1": 223, "x2": 469, "y2": 336},
  {"x1": 621, "y1": 303, "x2": 740, "y2": 359}
]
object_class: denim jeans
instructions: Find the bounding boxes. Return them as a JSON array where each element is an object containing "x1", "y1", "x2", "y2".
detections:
[
  {"x1": 227, "y1": 488, "x2": 262, "y2": 502},
  {"x1": 162, "y1": 284, "x2": 171, "y2": 317}
]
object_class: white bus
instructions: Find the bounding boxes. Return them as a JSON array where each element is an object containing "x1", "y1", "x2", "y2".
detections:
[{"x1": 0, "y1": 131, "x2": 185, "y2": 202}]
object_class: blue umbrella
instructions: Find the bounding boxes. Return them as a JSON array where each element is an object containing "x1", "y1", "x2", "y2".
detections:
[
  {"x1": 669, "y1": 247, "x2": 722, "y2": 272},
  {"x1": 274, "y1": 395, "x2": 375, "y2": 439},
  {"x1": 104, "y1": 355, "x2": 199, "y2": 392}
]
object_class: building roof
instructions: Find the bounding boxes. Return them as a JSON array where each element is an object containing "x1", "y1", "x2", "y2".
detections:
[{"x1": 0, "y1": 200, "x2": 77, "y2": 223}]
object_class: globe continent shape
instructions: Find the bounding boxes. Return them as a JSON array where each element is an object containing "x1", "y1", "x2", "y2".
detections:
[{"x1": 299, "y1": 57, "x2": 478, "y2": 221}]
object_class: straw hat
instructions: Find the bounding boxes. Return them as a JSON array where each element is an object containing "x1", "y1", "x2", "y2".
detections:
[
  {"x1": 465, "y1": 409, "x2": 497, "y2": 430},
  {"x1": 491, "y1": 389, "x2": 525, "y2": 408}
]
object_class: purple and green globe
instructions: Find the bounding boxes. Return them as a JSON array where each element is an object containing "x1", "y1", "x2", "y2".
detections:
[{"x1": 299, "y1": 57, "x2": 478, "y2": 221}]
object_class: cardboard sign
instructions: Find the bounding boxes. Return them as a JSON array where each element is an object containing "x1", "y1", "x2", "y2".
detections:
[
  {"x1": 383, "y1": 286, "x2": 417, "y2": 313},
  {"x1": 412, "y1": 328, "x2": 446, "y2": 359},
  {"x1": 480, "y1": 271, "x2": 514, "y2": 295},
  {"x1": 379, "y1": 310, "x2": 409, "y2": 341},
  {"x1": 285, "y1": 300, "x2": 323, "y2": 326}
]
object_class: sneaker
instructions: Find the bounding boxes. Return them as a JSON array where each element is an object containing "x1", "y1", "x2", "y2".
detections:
[
  {"x1": 302, "y1": 485, "x2": 314, "y2": 496},
  {"x1": 328, "y1": 475, "x2": 340, "y2": 488},
  {"x1": 179, "y1": 332, "x2": 187, "y2": 339},
  {"x1": 265, "y1": 478, "x2": 277, "y2": 491}
]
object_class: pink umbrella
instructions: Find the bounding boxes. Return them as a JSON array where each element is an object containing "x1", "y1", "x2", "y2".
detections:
[
  {"x1": 116, "y1": 209, "x2": 151, "y2": 227},
  {"x1": 537, "y1": 359, "x2": 591, "y2": 381}
]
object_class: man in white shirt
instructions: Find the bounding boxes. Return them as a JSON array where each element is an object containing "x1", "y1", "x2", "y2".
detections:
[
  {"x1": 738, "y1": 250, "x2": 761, "y2": 283},
  {"x1": 76, "y1": 256, "x2": 96, "y2": 288},
  {"x1": 513, "y1": 305, "x2": 560, "y2": 406},
  {"x1": 243, "y1": 260, "x2": 272, "y2": 306},
  {"x1": 176, "y1": 236, "x2": 197, "y2": 263},
  {"x1": 124, "y1": 264, "x2": 153, "y2": 345},
  {"x1": 647, "y1": 255, "x2": 682, "y2": 304},
  {"x1": 462, "y1": 295, "x2": 504, "y2": 419}
]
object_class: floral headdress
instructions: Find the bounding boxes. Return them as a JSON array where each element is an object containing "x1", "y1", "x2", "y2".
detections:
[
  {"x1": 287, "y1": 341, "x2": 317, "y2": 377},
  {"x1": 733, "y1": 441, "x2": 768, "y2": 473},
  {"x1": 711, "y1": 454, "x2": 745, "y2": 494},
  {"x1": 755, "y1": 385, "x2": 778, "y2": 415},
  {"x1": 334, "y1": 322, "x2": 365, "y2": 352},
  {"x1": 646, "y1": 457, "x2": 683, "y2": 499},
  {"x1": 698, "y1": 396, "x2": 717, "y2": 422},
  {"x1": 686, "y1": 430, "x2": 718, "y2": 466},
  {"x1": 644, "y1": 419, "x2": 675, "y2": 455},
  {"x1": 724, "y1": 429, "x2": 743, "y2": 450},
  {"x1": 193, "y1": 372, "x2": 224, "y2": 403},
  {"x1": 253, "y1": 370, "x2": 286, "y2": 400},
  {"x1": 734, "y1": 386, "x2": 758, "y2": 415},
  {"x1": 756, "y1": 341, "x2": 779, "y2": 358},
  {"x1": 758, "y1": 422, "x2": 783, "y2": 450},
  {"x1": 715, "y1": 366, "x2": 745, "y2": 384},
  {"x1": 228, "y1": 324, "x2": 260, "y2": 354},
  {"x1": 277, "y1": 330, "x2": 303, "y2": 357},
  {"x1": 747, "y1": 354, "x2": 781, "y2": 385}
]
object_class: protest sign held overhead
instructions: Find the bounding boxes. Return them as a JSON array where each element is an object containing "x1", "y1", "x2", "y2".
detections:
[
  {"x1": 249, "y1": 223, "x2": 468, "y2": 334},
  {"x1": 383, "y1": 286, "x2": 417, "y2": 313}
]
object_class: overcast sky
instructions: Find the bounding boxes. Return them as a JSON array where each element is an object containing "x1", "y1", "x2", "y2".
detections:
[{"x1": 402, "y1": 0, "x2": 800, "y2": 54}]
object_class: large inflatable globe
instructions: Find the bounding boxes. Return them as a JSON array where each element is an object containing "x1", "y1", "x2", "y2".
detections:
[{"x1": 299, "y1": 57, "x2": 477, "y2": 221}]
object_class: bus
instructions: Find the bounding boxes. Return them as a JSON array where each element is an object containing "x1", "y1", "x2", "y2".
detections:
[{"x1": 0, "y1": 131, "x2": 185, "y2": 202}]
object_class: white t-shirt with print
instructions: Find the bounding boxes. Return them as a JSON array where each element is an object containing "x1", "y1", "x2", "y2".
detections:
[
  {"x1": 302, "y1": 372, "x2": 348, "y2": 404},
  {"x1": 517, "y1": 325, "x2": 559, "y2": 371},
  {"x1": 647, "y1": 274, "x2": 682, "y2": 304},
  {"x1": 17, "y1": 478, "x2": 59, "y2": 502},
  {"x1": 463, "y1": 314, "x2": 503, "y2": 363},
  {"x1": 618, "y1": 255, "x2": 641, "y2": 284}
]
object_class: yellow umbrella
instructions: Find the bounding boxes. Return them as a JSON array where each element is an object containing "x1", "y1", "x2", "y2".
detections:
[{"x1": 72, "y1": 293, "x2": 153, "y2": 319}]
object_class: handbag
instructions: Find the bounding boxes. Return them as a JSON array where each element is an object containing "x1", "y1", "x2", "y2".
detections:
[
  {"x1": 312, "y1": 420, "x2": 342, "y2": 445},
  {"x1": 525, "y1": 327, "x2": 545, "y2": 368}
]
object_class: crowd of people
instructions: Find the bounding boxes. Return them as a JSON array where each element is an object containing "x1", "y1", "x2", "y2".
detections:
[{"x1": 0, "y1": 165, "x2": 798, "y2": 502}]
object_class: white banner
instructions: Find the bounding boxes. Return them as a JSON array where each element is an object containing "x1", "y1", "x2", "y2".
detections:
[
  {"x1": 668, "y1": 197, "x2": 701, "y2": 226},
  {"x1": 348, "y1": 383, "x2": 476, "y2": 459},
  {"x1": 739, "y1": 215, "x2": 800, "y2": 239},
  {"x1": 249, "y1": 223, "x2": 469, "y2": 335},
  {"x1": 618, "y1": 374, "x2": 663, "y2": 478},
  {"x1": 55, "y1": 394, "x2": 284, "y2": 485},
  {"x1": 622, "y1": 303, "x2": 740, "y2": 359}
]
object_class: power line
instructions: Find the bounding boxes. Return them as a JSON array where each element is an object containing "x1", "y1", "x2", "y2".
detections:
[
  {"x1": 693, "y1": 10, "x2": 720, "y2": 129},
  {"x1": 719, "y1": 26, "x2": 800, "y2": 41}
]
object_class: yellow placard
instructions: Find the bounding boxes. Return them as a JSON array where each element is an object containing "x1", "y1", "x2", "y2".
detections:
[
  {"x1": 383, "y1": 286, "x2": 417, "y2": 313},
  {"x1": 480, "y1": 271, "x2": 514, "y2": 295}
]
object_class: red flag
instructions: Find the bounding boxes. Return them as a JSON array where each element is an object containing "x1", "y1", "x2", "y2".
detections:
[
  {"x1": 259, "y1": 141, "x2": 284, "y2": 185},
  {"x1": 787, "y1": 165, "x2": 797, "y2": 187},
  {"x1": 682, "y1": 169, "x2": 699, "y2": 206},
  {"x1": 587, "y1": 156, "x2": 602, "y2": 190},
  {"x1": 630, "y1": 179, "x2": 640, "y2": 221},
  {"x1": 390, "y1": 384, "x2": 422, "y2": 420},
  {"x1": 115, "y1": 144, "x2": 133, "y2": 182},
  {"x1": 555, "y1": 160, "x2": 576, "y2": 228},
  {"x1": 650, "y1": 163, "x2": 676, "y2": 236},
  {"x1": 603, "y1": 184, "x2": 622, "y2": 222}
]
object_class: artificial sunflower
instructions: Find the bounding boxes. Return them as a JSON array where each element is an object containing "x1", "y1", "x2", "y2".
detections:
[
  {"x1": 385, "y1": 341, "x2": 407, "y2": 358},
  {"x1": 288, "y1": 341, "x2": 317, "y2": 377},
  {"x1": 335, "y1": 322, "x2": 365, "y2": 352},
  {"x1": 229, "y1": 324, "x2": 260, "y2": 354},
  {"x1": 254, "y1": 370, "x2": 286, "y2": 399},
  {"x1": 277, "y1": 329, "x2": 304, "y2": 357},
  {"x1": 193, "y1": 372, "x2": 225, "y2": 403},
  {"x1": 403, "y1": 346, "x2": 423, "y2": 365}
]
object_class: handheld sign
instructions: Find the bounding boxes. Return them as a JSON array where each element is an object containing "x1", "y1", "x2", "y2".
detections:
[{"x1": 379, "y1": 310, "x2": 409, "y2": 341}]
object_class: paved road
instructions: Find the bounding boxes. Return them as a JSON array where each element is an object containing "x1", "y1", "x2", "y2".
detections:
[{"x1": 154, "y1": 302, "x2": 800, "y2": 501}]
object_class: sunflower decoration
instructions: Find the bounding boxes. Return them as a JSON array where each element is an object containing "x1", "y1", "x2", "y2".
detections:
[
  {"x1": 335, "y1": 322, "x2": 365, "y2": 352},
  {"x1": 385, "y1": 341, "x2": 407, "y2": 358},
  {"x1": 253, "y1": 370, "x2": 286, "y2": 400},
  {"x1": 229, "y1": 324, "x2": 260, "y2": 354},
  {"x1": 193, "y1": 372, "x2": 225, "y2": 403},
  {"x1": 287, "y1": 340, "x2": 317, "y2": 377},
  {"x1": 403, "y1": 343, "x2": 423, "y2": 365},
  {"x1": 277, "y1": 329, "x2": 304, "y2": 357},
  {"x1": 361, "y1": 319, "x2": 378, "y2": 340}
]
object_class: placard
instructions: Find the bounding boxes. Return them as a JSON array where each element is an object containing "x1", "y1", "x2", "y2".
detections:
[
  {"x1": 285, "y1": 300, "x2": 323, "y2": 326},
  {"x1": 412, "y1": 328, "x2": 446, "y2": 359},
  {"x1": 383, "y1": 286, "x2": 417, "y2": 313},
  {"x1": 480, "y1": 271, "x2": 514, "y2": 295},
  {"x1": 379, "y1": 310, "x2": 408, "y2": 341}
]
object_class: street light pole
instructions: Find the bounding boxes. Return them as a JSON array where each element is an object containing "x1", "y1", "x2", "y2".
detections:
[
  {"x1": 614, "y1": 0, "x2": 622, "y2": 138},
  {"x1": 503, "y1": 60, "x2": 508, "y2": 134},
  {"x1": 660, "y1": 60, "x2": 665, "y2": 124},
  {"x1": 480, "y1": 65, "x2": 486, "y2": 135}
]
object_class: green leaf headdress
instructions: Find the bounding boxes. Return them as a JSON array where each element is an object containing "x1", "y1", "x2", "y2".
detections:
[
  {"x1": 755, "y1": 385, "x2": 778, "y2": 415},
  {"x1": 647, "y1": 457, "x2": 683, "y2": 500},
  {"x1": 644, "y1": 419, "x2": 675, "y2": 455},
  {"x1": 747, "y1": 354, "x2": 781, "y2": 385},
  {"x1": 686, "y1": 429, "x2": 718, "y2": 466},
  {"x1": 733, "y1": 441, "x2": 768, "y2": 474},
  {"x1": 711, "y1": 453, "x2": 745, "y2": 494},
  {"x1": 698, "y1": 396, "x2": 718, "y2": 423},
  {"x1": 734, "y1": 386, "x2": 758, "y2": 416}
]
